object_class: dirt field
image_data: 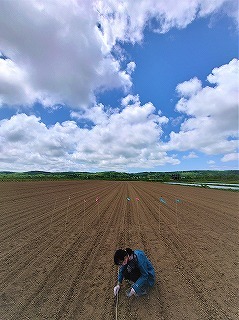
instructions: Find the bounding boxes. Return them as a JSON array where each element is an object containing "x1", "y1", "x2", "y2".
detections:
[{"x1": 0, "y1": 180, "x2": 238, "y2": 320}]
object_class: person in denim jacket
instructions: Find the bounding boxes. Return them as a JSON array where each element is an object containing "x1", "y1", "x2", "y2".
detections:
[{"x1": 114, "y1": 248, "x2": 155, "y2": 297}]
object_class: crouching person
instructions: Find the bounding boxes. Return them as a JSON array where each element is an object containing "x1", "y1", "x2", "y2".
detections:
[{"x1": 113, "y1": 248, "x2": 155, "y2": 297}]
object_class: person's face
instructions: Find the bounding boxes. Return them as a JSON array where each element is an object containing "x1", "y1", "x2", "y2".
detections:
[{"x1": 119, "y1": 255, "x2": 129, "y2": 266}]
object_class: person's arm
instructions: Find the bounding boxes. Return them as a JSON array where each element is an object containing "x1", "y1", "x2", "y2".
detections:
[
  {"x1": 118, "y1": 265, "x2": 126, "y2": 284},
  {"x1": 114, "y1": 265, "x2": 126, "y2": 296}
]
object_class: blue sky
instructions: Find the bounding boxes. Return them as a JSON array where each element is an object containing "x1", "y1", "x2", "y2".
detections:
[{"x1": 0, "y1": 0, "x2": 238, "y2": 172}]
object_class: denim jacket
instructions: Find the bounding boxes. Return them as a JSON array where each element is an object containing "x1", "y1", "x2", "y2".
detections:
[{"x1": 118, "y1": 250, "x2": 155, "y2": 294}]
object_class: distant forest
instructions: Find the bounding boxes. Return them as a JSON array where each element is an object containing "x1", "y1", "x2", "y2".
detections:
[{"x1": 0, "y1": 170, "x2": 238, "y2": 183}]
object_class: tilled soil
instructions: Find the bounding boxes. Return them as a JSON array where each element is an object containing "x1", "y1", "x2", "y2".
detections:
[{"x1": 0, "y1": 180, "x2": 238, "y2": 320}]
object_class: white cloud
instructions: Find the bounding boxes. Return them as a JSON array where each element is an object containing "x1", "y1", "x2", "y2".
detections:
[
  {"x1": 176, "y1": 77, "x2": 202, "y2": 98},
  {"x1": 126, "y1": 61, "x2": 136, "y2": 74},
  {"x1": 207, "y1": 160, "x2": 215, "y2": 164},
  {"x1": 98, "y1": 0, "x2": 237, "y2": 38},
  {"x1": 121, "y1": 94, "x2": 140, "y2": 107},
  {"x1": 0, "y1": 59, "x2": 38, "y2": 107},
  {"x1": 0, "y1": 0, "x2": 236, "y2": 109},
  {"x1": 183, "y1": 152, "x2": 198, "y2": 159},
  {"x1": 167, "y1": 59, "x2": 239, "y2": 155},
  {"x1": 0, "y1": 0, "x2": 237, "y2": 172},
  {"x1": 0, "y1": 0, "x2": 135, "y2": 109},
  {"x1": 0, "y1": 96, "x2": 179, "y2": 171},
  {"x1": 71, "y1": 103, "x2": 109, "y2": 126},
  {"x1": 221, "y1": 153, "x2": 238, "y2": 162}
]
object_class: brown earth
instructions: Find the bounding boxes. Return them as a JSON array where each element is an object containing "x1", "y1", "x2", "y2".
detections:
[{"x1": 0, "y1": 180, "x2": 238, "y2": 320}]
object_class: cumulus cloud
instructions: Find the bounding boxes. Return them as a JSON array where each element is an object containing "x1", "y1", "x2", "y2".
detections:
[
  {"x1": 0, "y1": 0, "x2": 135, "y2": 109},
  {"x1": 0, "y1": 96, "x2": 180, "y2": 171},
  {"x1": 0, "y1": 58, "x2": 38, "y2": 107},
  {"x1": 0, "y1": 0, "x2": 237, "y2": 109},
  {"x1": 221, "y1": 153, "x2": 238, "y2": 162},
  {"x1": 0, "y1": 0, "x2": 237, "y2": 172},
  {"x1": 97, "y1": 0, "x2": 237, "y2": 38},
  {"x1": 176, "y1": 77, "x2": 202, "y2": 98},
  {"x1": 183, "y1": 152, "x2": 198, "y2": 159},
  {"x1": 166, "y1": 59, "x2": 239, "y2": 156},
  {"x1": 207, "y1": 160, "x2": 215, "y2": 165}
]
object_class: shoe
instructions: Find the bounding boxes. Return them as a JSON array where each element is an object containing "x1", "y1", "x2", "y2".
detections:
[{"x1": 139, "y1": 289, "x2": 147, "y2": 296}]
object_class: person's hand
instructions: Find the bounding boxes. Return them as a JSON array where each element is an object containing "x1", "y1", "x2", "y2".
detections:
[
  {"x1": 126, "y1": 288, "x2": 136, "y2": 297},
  {"x1": 114, "y1": 284, "x2": 120, "y2": 296}
]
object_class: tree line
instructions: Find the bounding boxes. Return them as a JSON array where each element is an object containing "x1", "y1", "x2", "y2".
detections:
[{"x1": 0, "y1": 170, "x2": 238, "y2": 183}]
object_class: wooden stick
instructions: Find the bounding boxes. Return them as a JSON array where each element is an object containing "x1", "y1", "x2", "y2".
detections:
[
  {"x1": 65, "y1": 196, "x2": 70, "y2": 232},
  {"x1": 176, "y1": 200, "x2": 179, "y2": 230},
  {"x1": 159, "y1": 202, "x2": 161, "y2": 233},
  {"x1": 115, "y1": 290, "x2": 119, "y2": 320},
  {"x1": 50, "y1": 198, "x2": 57, "y2": 230},
  {"x1": 137, "y1": 200, "x2": 140, "y2": 231},
  {"x1": 97, "y1": 202, "x2": 100, "y2": 227},
  {"x1": 83, "y1": 199, "x2": 86, "y2": 232},
  {"x1": 115, "y1": 267, "x2": 120, "y2": 320}
]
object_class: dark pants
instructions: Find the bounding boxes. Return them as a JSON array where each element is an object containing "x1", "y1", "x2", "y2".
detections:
[{"x1": 123, "y1": 267, "x2": 141, "y2": 283}]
